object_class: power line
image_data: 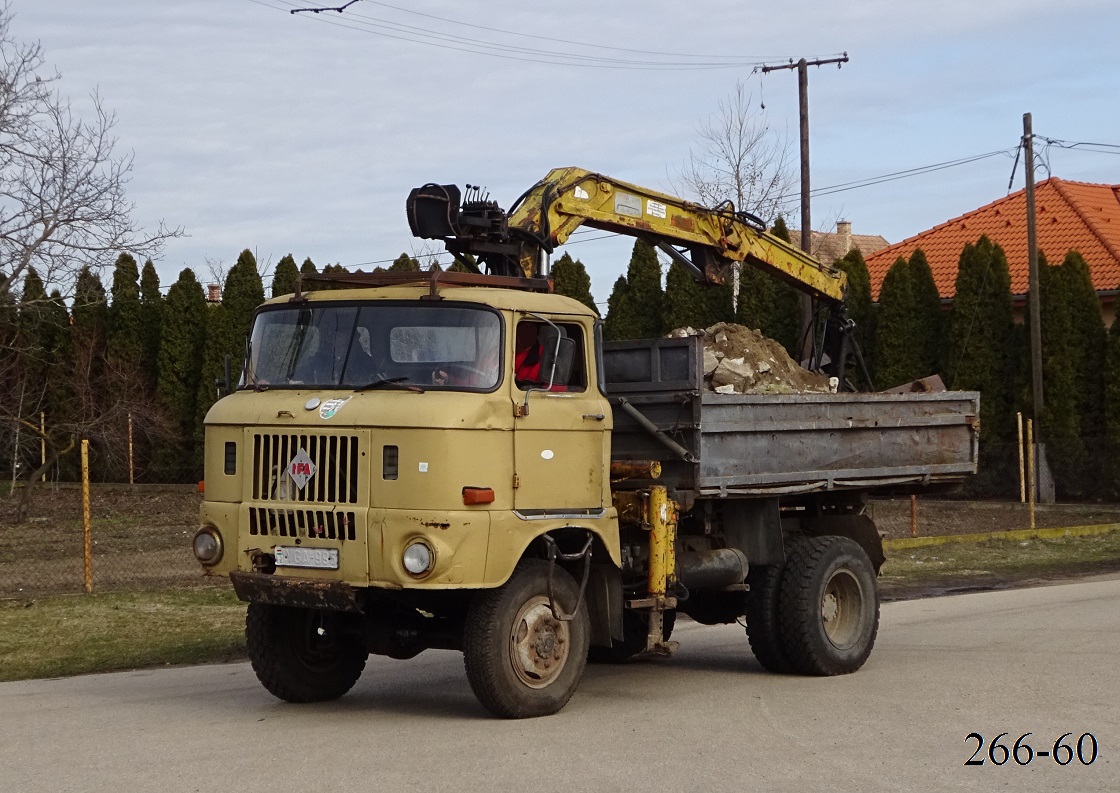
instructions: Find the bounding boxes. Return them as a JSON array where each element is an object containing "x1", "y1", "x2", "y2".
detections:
[
  {"x1": 252, "y1": 0, "x2": 784, "y2": 70},
  {"x1": 563, "y1": 233, "x2": 620, "y2": 245},
  {"x1": 1006, "y1": 140, "x2": 1023, "y2": 193},
  {"x1": 1037, "y1": 136, "x2": 1120, "y2": 157},
  {"x1": 804, "y1": 149, "x2": 1018, "y2": 199},
  {"x1": 359, "y1": 0, "x2": 792, "y2": 60}
]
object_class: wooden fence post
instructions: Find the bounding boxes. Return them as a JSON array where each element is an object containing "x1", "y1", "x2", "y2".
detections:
[{"x1": 82, "y1": 439, "x2": 92, "y2": 594}]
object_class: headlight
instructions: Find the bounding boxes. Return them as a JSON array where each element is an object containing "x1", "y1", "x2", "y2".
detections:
[
  {"x1": 193, "y1": 527, "x2": 223, "y2": 565},
  {"x1": 402, "y1": 540, "x2": 434, "y2": 577}
]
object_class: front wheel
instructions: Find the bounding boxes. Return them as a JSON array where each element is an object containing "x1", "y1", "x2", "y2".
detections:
[
  {"x1": 463, "y1": 560, "x2": 590, "y2": 718},
  {"x1": 778, "y1": 536, "x2": 879, "y2": 676},
  {"x1": 246, "y1": 603, "x2": 367, "y2": 702}
]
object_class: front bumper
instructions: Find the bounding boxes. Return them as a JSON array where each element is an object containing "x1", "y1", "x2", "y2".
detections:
[{"x1": 230, "y1": 570, "x2": 364, "y2": 612}]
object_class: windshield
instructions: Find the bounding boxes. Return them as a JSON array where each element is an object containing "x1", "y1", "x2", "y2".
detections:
[{"x1": 243, "y1": 302, "x2": 503, "y2": 390}]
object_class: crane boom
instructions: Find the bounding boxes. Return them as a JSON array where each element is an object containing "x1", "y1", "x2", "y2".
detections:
[
  {"x1": 507, "y1": 167, "x2": 846, "y2": 302},
  {"x1": 406, "y1": 167, "x2": 846, "y2": 303}
]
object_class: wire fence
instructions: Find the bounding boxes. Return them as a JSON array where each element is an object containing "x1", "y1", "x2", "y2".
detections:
[
  {"x1": 868, "y1": 498, "x2": 1120, "y2": 541},
  {"x1": 0, "y1": 483, "x2": 216, "y2": 598},
  {"x1": 957, "y1": 437, "x2": 1118, "y2": 503},
  {"x1": 3, "y1": 455, "x2": 1120, "y2": 599}
]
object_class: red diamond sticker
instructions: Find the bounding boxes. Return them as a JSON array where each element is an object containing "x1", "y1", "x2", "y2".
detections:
[{"x1": 286, "y1": 449, "x2": 317, "y2": 490}]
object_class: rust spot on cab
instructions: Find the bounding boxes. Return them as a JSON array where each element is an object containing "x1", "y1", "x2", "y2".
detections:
[{"x1": 421, "y1": 520, "x2": 451, "y2": 530}]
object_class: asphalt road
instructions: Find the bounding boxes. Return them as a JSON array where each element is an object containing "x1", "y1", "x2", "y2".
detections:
[{"x1": 2, "y1": 577, "x2": 1117, "y2": 793}]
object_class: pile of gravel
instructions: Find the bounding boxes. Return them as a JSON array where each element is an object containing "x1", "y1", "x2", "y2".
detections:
[{"x1": 667, "y1": 322, "x2": 835, "y2": 395}]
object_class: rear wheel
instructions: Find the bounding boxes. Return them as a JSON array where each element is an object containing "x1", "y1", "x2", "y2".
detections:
[
  {"x1": 745, "y1": 562, "x2": 795, "y2": 674},
  {"x1": 245, "y1": 603, "x2": 367, "y2": 702},
  {"x1": 778, "y1": 536, "x2": 879, "y2": 676},
  {"x1": 463, "y1": 560, "x2": 590, "y2": 718}
]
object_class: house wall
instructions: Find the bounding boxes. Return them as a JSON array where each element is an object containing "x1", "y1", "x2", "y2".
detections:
[{"x1": 1007, "y1": 296, "x2": 1116, "y2": 328}]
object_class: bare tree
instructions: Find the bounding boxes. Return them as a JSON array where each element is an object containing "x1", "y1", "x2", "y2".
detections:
[
  {"x1": 203, "y1": 256, "x2": 228, "y2": 290},
  {"x1": 672, "y1": 81, "x2": 795, "y2": 223},
  {"x1": 0, "y1": 3, "x2": 180, "y2": 302},
  {"x1": 0, "y1": 4, "x2": 180, "y2": 517},
  {"x1": 410, "y1": 241, "x2": 446, "y2": 271}
]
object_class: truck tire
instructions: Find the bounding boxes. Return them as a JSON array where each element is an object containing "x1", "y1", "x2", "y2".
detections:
[
  {"x1": 246, "y1": 603, "x2": 367, "y2": 703},
  {"x1": 587, "y1": 609, "x2": 675, "y2": 663},
  {"x1": 745, "y1": 563, "x2": 794, "y2": 674},
  {"x1": 778, "y1": 536, "x2": 879, "y2": 676},
  {"x1": 463, "y1": 559, "x2": 590, "y2": 718}
]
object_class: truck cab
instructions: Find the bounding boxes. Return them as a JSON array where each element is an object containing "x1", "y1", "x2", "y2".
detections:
[{"x1": 199, "y1": 284, "x2": 616, "y2": 590}]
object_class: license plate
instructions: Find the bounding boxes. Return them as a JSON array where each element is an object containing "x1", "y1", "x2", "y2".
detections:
[{"x1": 273, "y1": 546, "x2": 339, "y2": 570}]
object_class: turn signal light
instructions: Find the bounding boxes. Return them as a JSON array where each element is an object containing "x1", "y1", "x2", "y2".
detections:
[
  {"x1": 462, "y1": 486, "x2": 495, "y2": 505},
  {"x1": 197, "y1": 480, "x2": 205, "y2": 494}
]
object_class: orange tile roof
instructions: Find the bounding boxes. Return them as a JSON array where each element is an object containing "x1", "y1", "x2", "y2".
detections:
[{"x1": 864, "y1": 178, "x2": 1120, "y2": 300}]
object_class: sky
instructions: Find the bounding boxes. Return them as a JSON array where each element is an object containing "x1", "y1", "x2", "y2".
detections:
[{"x1": 14, "y1": 0, "x2": 1120, "y2": 306}]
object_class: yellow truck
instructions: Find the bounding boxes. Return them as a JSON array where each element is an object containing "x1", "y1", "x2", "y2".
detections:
[{"x1": 193, "y1": 169, "x2": 978, "y2": 718}]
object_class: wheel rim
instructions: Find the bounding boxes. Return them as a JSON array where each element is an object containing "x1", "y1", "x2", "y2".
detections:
[
  {"x1": 291, "y1": 610, "x2": 346, "y2": 672},
  {"x1": 508, "y1": 595, "x2": 570, "y2": 689},
  {"x1": 820, "y1": 568, "x2": 865, "y2": 650}
]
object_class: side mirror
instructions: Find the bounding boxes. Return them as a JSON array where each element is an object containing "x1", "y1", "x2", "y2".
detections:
[
  {"x1": 540, "y1": 335, "x2": 575, "y2": 387},
  {"x1": 518, "y1": 320, "x2": 574, "y2": 416},
  {"x1": 214, "y1": 354, "x2": 232, "y2": 398},
  {"x1": 238, "y1": 336, "x2": 252, "y2": 389}
]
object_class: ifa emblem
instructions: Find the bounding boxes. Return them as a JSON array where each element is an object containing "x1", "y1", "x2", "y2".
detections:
[{"x1": 286, "y1": 448, "x2": 317, "y2": 490}]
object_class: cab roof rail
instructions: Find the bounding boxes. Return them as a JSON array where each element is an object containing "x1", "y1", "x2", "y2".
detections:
[{"x1": 297, "y1": 268, "x2": 552, "y2": 300}]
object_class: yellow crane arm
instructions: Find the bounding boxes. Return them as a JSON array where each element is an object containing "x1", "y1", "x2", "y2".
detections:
[
  {"x1": 507, "y1": 167, "x2": 846, "y2": 302},
  {"x1": 405, "y1": 168, "x2": 871, "y2": 388}
]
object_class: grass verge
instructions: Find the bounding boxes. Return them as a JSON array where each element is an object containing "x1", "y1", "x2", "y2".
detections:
[
  {"x1": 0, "y1": 588, "x2": 246, "y2": 682},
  {"x1": 879, "y1": 529, "x2": 1120, "y2": 600}
]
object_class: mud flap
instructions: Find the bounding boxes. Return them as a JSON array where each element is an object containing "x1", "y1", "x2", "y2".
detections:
[{"x1": 586, "y1": 564, "x2": 626, "y2": 646}]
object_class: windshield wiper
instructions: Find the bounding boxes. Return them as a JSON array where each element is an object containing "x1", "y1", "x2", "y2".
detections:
[
  {"x1": 238, "y1": 339, "x2": 269, "y2": 391},
  {"x1": 354, "y1": 376, "x2": 424, "y2": 393}
]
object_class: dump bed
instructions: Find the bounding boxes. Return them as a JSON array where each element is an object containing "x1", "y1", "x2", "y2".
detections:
[{"x1": 603, "y1": 336, "x2": 979, "y2": 504}]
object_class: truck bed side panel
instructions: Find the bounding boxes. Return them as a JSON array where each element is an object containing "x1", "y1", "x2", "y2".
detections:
[{"x1": 603, "y1": 336, "x2": 979, "y2": 501}]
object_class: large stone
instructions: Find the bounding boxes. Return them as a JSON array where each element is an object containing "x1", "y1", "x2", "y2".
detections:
[
  {"x1": 702, "y1": 348, "x2": 720, "y2": 377},
  {"x1": 711, "y1": 356, "x2": 757, "y2": 393}
]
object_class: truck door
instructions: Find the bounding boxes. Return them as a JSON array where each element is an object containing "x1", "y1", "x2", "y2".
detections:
[{"x1": 511, "y1": 317, "x2": 610, "y2": 513}]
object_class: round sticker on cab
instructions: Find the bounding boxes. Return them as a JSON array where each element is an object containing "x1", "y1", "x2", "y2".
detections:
[{"x1": 540, "y1": 449, "x2": 554, "y2": 460}]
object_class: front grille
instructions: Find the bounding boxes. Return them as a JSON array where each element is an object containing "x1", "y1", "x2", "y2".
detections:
[
  {"x1": 252, "y1": 432, "x2": 360, "y2": 504},
  {"x1": 249, "y1": 508, "x2": 357, "y2": 541}
]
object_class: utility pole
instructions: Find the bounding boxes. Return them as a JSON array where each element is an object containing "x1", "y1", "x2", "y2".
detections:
[
  {"x1": 762, "y1": 53, "x2": 849, "y2": 363},
  {"x1": 1024, "y1": 112, "x2": 1044, "y2": 426},
  {"x1": 1024, "y1": 112, "x2": 1049, "y2": 502}
]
